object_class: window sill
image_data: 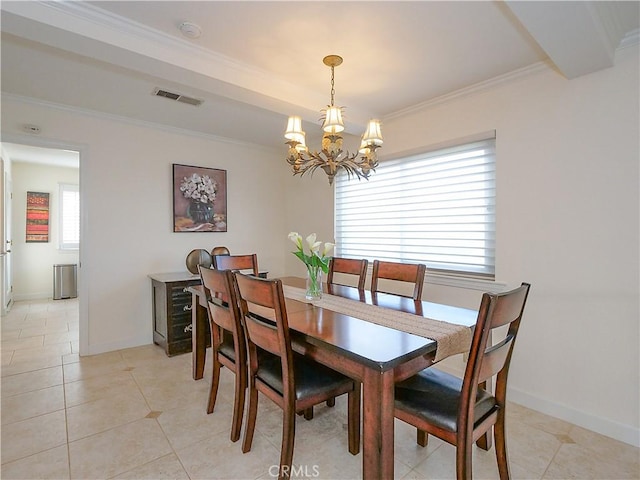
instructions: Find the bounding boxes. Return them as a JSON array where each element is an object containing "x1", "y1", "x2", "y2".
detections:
[{"x1": 425, "y1": 272, "x2": 506, "y2": 292}]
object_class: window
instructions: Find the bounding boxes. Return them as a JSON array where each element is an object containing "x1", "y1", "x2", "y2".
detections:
[
  {"x1": 334, "y1": 136, "x2": 495, "y2": 279},
  {"x1": 59, "y1": 183, "x2": 79, "y2": 250}
]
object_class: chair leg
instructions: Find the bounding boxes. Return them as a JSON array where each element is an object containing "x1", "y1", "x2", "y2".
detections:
[
  {"x1": 494, "y1": 414, "x2": 511, "y2": 480},
  {"x1": 347, "y1": 383, "x2": 361, "y2": 455},
  {"x1": 230, "y1": 367, "x2": 246, "y2": 442},
  {"x1": 207, "y1": 355, "x2": 221, "y2": 414},
  {"x1": 241, "y1": 379, "x2": 258, "y2": 454},
  {"x1": 456, "y1": 439, "x2": 473, "y2": 480},
  {"x1": 303, "y1": 407, "x2": 314, "y2": 420},
  {"x1": 326, "y1": 397, "x2": 335, "y2": 407},
  {"x1": 417, "y1": 428, "x2": 428, "y2": 447},
  {"x1": 279, "y1": 405, "x2": 296, "y2": 480}
]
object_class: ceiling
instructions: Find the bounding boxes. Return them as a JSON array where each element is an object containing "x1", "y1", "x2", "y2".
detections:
[
  {"x1": 1, "y1": 1, "x2": 638, "y2": 165},
  {"x1": 1, "y1": 142, "x2": 79, "y2": 169}
]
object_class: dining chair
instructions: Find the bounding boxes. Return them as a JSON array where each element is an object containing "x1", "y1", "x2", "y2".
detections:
[
  {"x1": 211, "y1": 245, "x2": 230, "y2": 257},
  {"x1": 213, "y1": 253, "x2": 259, "y2": 276},
  {"x1": 327, "y1": 257, "x2": 369, "y2": 290},
  {"x1": 234, "y1": 273, "x2": 360, "y2": 480},
  {"x1": 198, "y1": 265, "x2": 247, "y2": 442},
  {"x1": 394, "y1": 282, "x2": 531, "y2": 480},
  {"x1": 321, "y1": 256, "x2": 369, "y2": 413},
  {"x1": 371, "y1": 259, "x2": 426, "y2": 300}
]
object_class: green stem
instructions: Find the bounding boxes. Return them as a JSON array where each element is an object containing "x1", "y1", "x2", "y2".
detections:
[{"x1": 306, "y1": 264, "x2": 322, "y2": 297}]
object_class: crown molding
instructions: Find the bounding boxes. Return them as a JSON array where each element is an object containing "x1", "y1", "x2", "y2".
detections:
[
  {"x1": 1, "y1": 1, "x2": 350, "y2": 124},
  {"x1": 40, "y1": 1, "x2": 273, "y2": 82},
  {"x1": 385, "y1": 61, "x2": 551, "y2": 120},
  {"x1": 588, "y1": 3, "x2": 640, "y2": 53},
  {"x1": 1, "y1": 93, "x2": 278, "y2": 153}
]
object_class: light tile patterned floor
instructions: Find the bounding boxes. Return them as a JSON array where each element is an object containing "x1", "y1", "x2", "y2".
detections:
[{"x1": 1, "y1": 298, "x2": 638, "y2": 479}]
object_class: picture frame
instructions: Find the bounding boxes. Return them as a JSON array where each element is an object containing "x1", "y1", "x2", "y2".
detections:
[
  {"x1": 26, "y1": 191, "x2": 50, "y2": 242},
  {"x1": 173, "y1": 164, "x2": 227, "y2": 232}
]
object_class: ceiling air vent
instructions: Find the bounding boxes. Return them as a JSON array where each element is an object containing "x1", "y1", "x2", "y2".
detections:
[{"x1": 153, "y1": 88, "x2": 203, "y2": 106}]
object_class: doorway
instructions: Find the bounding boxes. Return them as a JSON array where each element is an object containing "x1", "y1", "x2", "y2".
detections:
[
  {"x1": 1, "y1": 156, "x2": 12, "y2": 314},
  {"x1": 0, "y1": 137, "x2": 84, "y2": 353}
]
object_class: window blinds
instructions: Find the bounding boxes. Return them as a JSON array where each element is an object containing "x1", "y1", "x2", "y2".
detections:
[{"x1": 334, "y1": 137, "x2": 495, "y2": 278}]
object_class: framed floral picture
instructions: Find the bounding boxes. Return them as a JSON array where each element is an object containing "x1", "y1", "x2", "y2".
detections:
[{"x1": 173, "y1": 164, "x2": 227, "y2": 232}]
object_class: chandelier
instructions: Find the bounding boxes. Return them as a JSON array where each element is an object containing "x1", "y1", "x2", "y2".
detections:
[{"x1": 284, "y1": 55, "x2": 383, "y2": 185}]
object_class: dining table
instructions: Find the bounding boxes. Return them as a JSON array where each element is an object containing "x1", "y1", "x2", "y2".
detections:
[{"x1": 188, "y1": 276, "x2": 477, "y2": 479}]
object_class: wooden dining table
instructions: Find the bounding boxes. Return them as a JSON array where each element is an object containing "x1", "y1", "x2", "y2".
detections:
[{"x1": 189, "y1": 276, "x2": 477, "y2": 479}]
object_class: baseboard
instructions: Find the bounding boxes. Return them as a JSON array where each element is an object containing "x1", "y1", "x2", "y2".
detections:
[
  {"x1": 432, "y1": 360, "x2": 639, "y2": 448},
  {"x1": 508, "y1": 387, "x2": 640, "y2": 448},
  {"x1": 12, "y1": 292, "x2": 51, "y2": 302},
  {"x1": 85, "y1": 335, "x2": 152, "y2": 356}
]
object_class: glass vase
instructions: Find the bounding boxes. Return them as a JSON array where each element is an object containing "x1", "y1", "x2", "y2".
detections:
[
  {"x1": 305, "y1": 266, "x2": 322, "y2": 301},
  {"x1": 187, "y1": 200, "x2": 214, "y2": 224}
]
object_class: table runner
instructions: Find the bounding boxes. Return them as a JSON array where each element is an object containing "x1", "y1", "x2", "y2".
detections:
[{"x1": 283, "y1": 285, "x2": 472, "y2": 362}]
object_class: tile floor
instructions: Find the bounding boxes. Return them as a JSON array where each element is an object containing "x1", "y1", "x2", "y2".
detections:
[{"x1": 1, "y1": 298, "x2": 638, "y2": 479}]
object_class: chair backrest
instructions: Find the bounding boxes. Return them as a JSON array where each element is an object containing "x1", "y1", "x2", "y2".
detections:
[
  {"x1": 327, "y1": 257, "x2": 368, "y2": 290},
  {"x1": 198, "y1": 266, "x2": 245, "y2": 356},
  {"x1": 211, "y1": 246, "x2": 230, "y2": 257},
  {"x1": 234, "y1": 273, "x2": 294, "y2": 397},
  {"x1": 214, "y1": 254, "x2": 259, "y2": 276},
  {"x1": 371, "y1": 260, "x2": 426, "y2": 300},
  {"x1": 186, "y1": 248, "x2": 213, "y2": 274},
  {"x1": 459, "y1": 283, "x2": 531, "y2": 432}
]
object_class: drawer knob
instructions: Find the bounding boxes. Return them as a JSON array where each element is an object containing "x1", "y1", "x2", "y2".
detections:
[
  {"x1": 183, "y1": 305, "x2": 192, "y2": 312},
  {"x1": 184, "y1": 324, "x2": 193, "y2": 333}
]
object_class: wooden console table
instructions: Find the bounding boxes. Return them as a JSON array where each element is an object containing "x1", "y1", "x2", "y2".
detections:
[{"x1": 148, "y1": 272, "x2": 210, "y2": 363}]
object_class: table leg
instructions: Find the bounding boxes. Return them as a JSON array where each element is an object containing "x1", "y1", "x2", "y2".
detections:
[
  {"x1": 362, "y1": 367, "x2": 395, "y2": 479},
  {"x1": 191, "y1": 292, "x2": 207, "y2": 380}
]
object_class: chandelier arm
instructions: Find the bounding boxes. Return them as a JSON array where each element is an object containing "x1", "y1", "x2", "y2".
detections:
[{"x1": 288, "y1": 146, "x2": 378, "y2": 182}]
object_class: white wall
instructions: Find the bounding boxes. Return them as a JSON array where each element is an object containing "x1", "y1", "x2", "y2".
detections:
[
  {"x1": 10, "y1": 162, "x2": 79, "y2": 299},
  {"x1": 1, "y1": 97, "x2": 286, "y2": 355},
  {"x1": 380, "y1": 47, "x2": 639, "y2": 445}
]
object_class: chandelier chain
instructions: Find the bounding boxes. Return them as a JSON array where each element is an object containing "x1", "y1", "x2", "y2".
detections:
[{"x1": 330, "y1": 66, "x2": 335, "y2": 107}]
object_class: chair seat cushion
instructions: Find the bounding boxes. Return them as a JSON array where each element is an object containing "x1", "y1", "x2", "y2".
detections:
[
  {"x1": 256, "y1": 350, "x2": 353, "y2": 401},
  {"x1": 395, "y1": 368, "x2": 497, "y2": 433}
]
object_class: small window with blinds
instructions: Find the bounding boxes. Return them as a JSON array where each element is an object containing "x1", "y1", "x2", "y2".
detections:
[
  {"x1": 59, "y1": 183, "x2": 79, "y2": 250},
  {"x1": 334, "y1": 136, "x2": 495, "y2": 279}
]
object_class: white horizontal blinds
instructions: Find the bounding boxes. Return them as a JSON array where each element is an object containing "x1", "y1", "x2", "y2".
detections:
[
  {"x1": 335, "y1": 137, "x2": 495, "y2": 278},
  {"x1": 59, "y1": 184, "x2": 79, "y2": 250}
]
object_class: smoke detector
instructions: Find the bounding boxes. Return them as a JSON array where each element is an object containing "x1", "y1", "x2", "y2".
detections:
[{"x1": 179, "y1": 22, "x2": 201, "y2": 39}]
